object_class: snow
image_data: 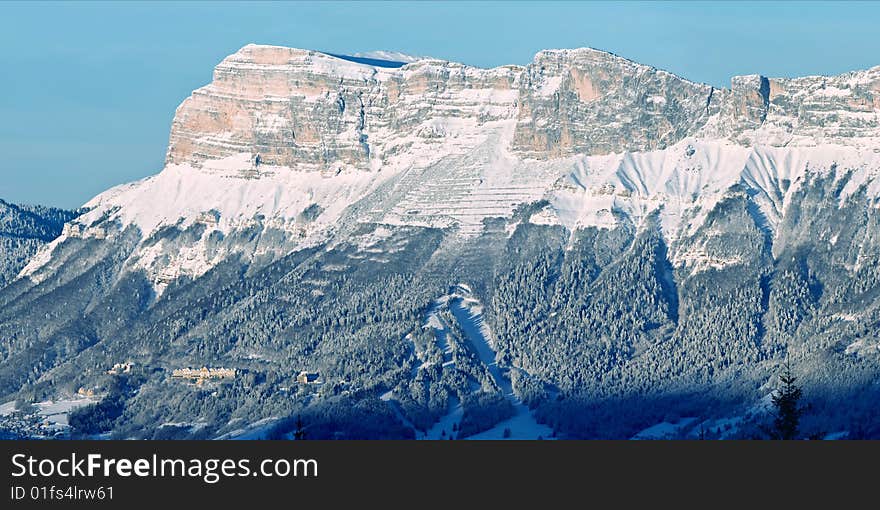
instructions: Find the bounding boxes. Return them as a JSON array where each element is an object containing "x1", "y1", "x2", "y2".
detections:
[
  {"x1": 381, "y1": 394, "x2": 420, "y2": 436},
  {"x1": 351, "y1": 50, "x2": 430, "y2": 63},
  {"x1": 536, "y1": 75, "x2": 563, "y2": 97},
  {"x1": 22, "y1": 131, "x2": 880, "y2": 290},
  {"x1": 844, "y1": 338, "x2": 878, "y2": 356},
  {"x1": 18, "y1": 235, "x2": 64, "y2": 281},
  {"x1": 813, "y1": 86, "x2": 852, "y2": 97},
  {"x1": 547, "y1": 141, "x2": 748, "y2": 239},
  {"x1": 35, "y1": 397, "x2": 100, "y2": 427},
  {"x1": 0, "y1": 400, "x2": 16, "y2": 416},
  {"x1": 81, "y1": 154, "x2": 383, "y2": 237},
  {"x1": 384, "y1": 286, "x2": 556, "y2": 439},
  {"x1": 424, "y1": 398, "x2": 464, "y2": 440},
  {"x1": 689, "y1": 416, "x2": 744, "y2": 439},
  {"x1": 422, "y1": 287, "x2": 553, "y2": 440},
  {"x1": 749, "y1": 392, "x2": 776, "y2": 414},
  {"x1": 542, "y1": 140, "x2": 880, "y2": 265},
  {"x1": 422, "y1": 298, "x2": 454, "y2": 364},
  {"x1": 216, "y1": 416, "x2": 281, "y2": 440},
  {"x1": 466, "y1": 406, "x2": 554, "y2": 440},
  {"x1": 631, "y1": 417, "x2": 697, "y2": 439},
  {"x1": 0, "y1": 397, "x2": 99, "y2": 434},
  {"x1": 377, "y1": 119, "x2": 560, "y2": 237},
  {"x1": 219, "y1": 44, "x2": 399, "y2": 83},
  {"x1": 448, "y1": 298, "x2": 498, "y2": 367},
  {"x1": 59, "y1": 153, "x2": 403, "y2": 290},
  {"x1": 159, "y1": 421, "x2": 208, "y2": 432}
]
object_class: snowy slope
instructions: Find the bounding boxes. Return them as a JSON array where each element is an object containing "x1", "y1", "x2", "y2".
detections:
[{"x1": 541, "y1": 141, "x2": 880, "y2": 248}]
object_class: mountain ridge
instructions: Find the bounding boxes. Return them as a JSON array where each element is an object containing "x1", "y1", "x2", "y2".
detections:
[{"x1": 15, "y1": 44, "x2": 880, "y2": 293}]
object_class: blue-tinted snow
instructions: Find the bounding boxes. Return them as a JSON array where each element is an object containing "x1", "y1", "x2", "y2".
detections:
[{"x1": 325, "y1": 53, "x2": 408, "y2": 69}]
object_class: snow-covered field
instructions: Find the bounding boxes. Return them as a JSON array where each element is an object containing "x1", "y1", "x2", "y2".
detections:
[
  {"x1": 216, "y1": 416, "x2": 282, "y2": 440},
  {"x1": 631, "y1": 417, "x2": 698, "y2": 440},
  {"x1": 35, "y1": 397, "x2": 101, "y2": 426},
  {"x1": 0, "y1": 400, "x2": 17, "y2": 417}
]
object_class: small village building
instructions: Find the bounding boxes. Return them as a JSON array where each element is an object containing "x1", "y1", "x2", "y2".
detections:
[{"x1": 297, "y1": 371, "x2": 319, "y2": 384}]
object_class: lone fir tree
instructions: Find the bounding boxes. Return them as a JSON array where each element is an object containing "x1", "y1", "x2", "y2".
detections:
[
  {"x1": 770, "y1": 361, "x2": 803, "y2": 440},
  {"x1": 293, "y1": 416, "x2": 306, "y2": 440}
]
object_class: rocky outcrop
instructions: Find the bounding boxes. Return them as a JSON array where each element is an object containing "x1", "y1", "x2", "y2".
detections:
[
  {"x1": 511, "y1": 48, "x2": 717, "y2": 157},
  {"x1": 728, "y1": 74, "x2": 771, "y2": 127},
  {"x1": 708, "y1": 67, "x2": 880, "y2": 146}
]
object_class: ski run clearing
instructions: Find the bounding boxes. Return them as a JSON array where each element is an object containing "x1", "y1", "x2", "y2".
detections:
[{"x1": 389, "y1": 284, "x2": 554, "y2": 440}]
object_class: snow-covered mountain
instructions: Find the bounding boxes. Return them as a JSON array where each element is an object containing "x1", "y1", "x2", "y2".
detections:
[
  {"x1": 3, "y1": 44, "x2": 880, "y2": 439},
  {"x1": 20, "y1": 44, "x2": 880, "y2": 290}
]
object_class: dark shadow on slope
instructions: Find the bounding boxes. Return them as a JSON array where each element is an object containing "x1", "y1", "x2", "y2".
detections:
[
  {"x1": 324, "y1": 53, "x2": 408, "y2": 68},
  {"x1": 744, "y1": 192, "x2": 774, "y2": 254},
  {"x1": 654, "y1": 231, "x2": 679, "y2": 325}
]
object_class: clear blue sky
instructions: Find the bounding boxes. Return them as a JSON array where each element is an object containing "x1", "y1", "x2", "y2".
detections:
[{"x1": 2, "y1": 1, "x2": 879, "y2": 208}]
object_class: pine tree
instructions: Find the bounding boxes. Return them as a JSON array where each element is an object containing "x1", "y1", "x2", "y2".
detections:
[
  {"x1": 770, "y1": 361, "x2": 803, "y2": 440},
  {"x1": 293, "y1": 416, "x2": 306, "y2": 440}
]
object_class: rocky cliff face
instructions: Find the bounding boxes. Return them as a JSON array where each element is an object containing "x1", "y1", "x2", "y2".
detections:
[
  {"x1": 166, "y1": 44, "x2": 520, "y2": 171},
  {"x1": 708, "y1": 66, "x2": 880, "y2": 146},
  {"x1": 0, "y1": 200, "x2": 80, "y2": 288},
  {"x1": 511, "y1": 48, "x2": 717, "y2": 156}
]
